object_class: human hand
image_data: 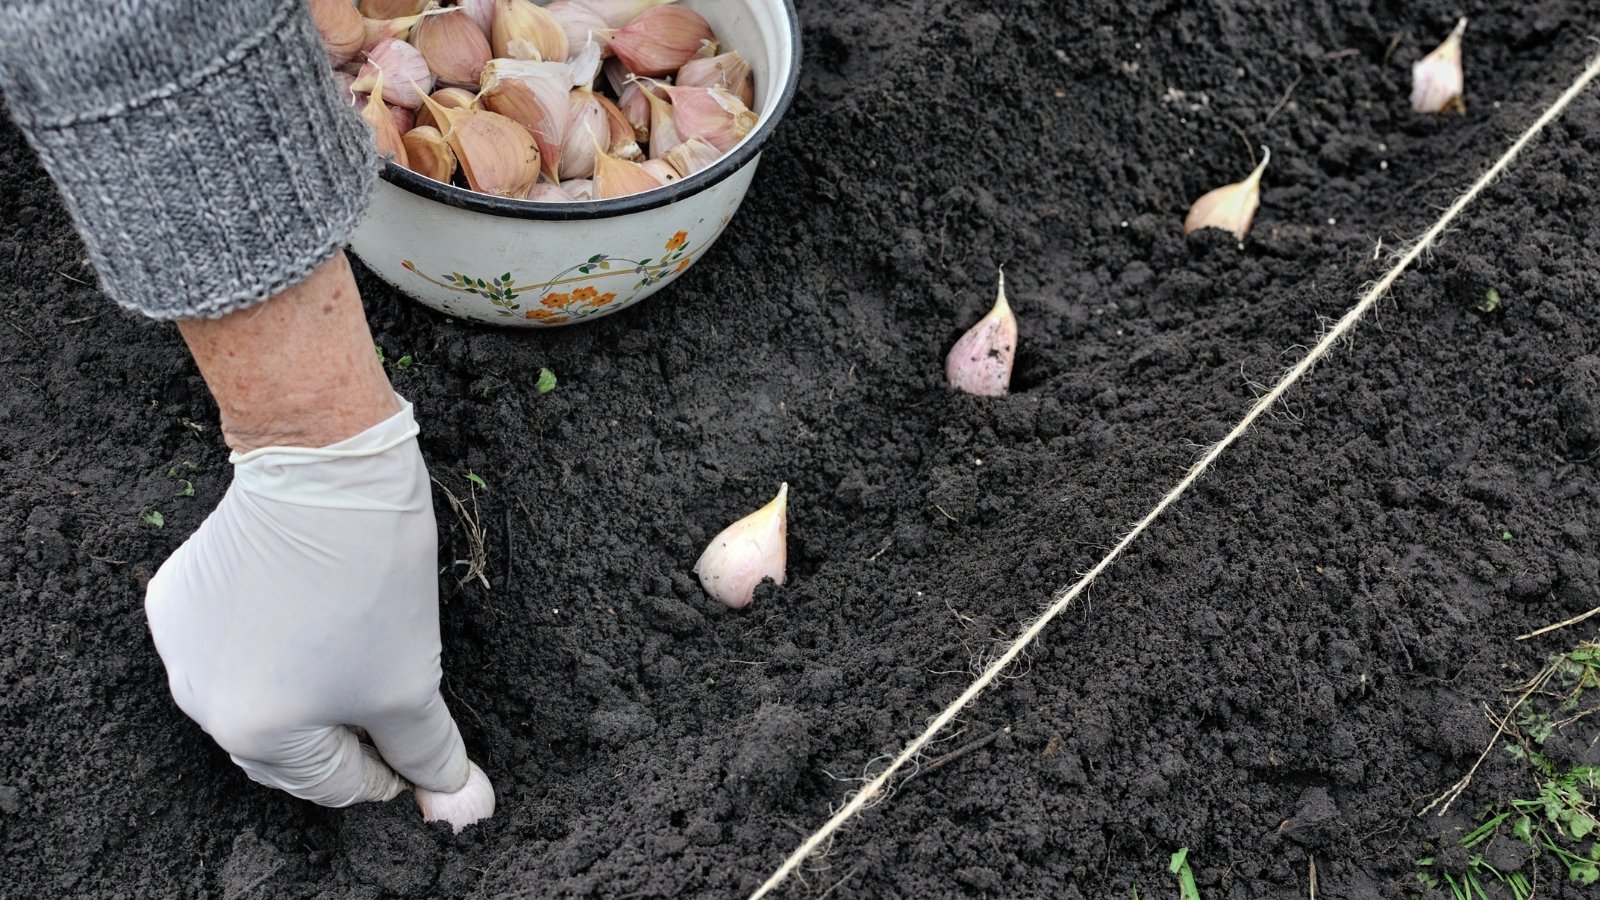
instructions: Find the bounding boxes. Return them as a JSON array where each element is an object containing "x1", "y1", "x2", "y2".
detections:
[{"x1": 144, "y1": 399, "x2": 488, "y2": 818}]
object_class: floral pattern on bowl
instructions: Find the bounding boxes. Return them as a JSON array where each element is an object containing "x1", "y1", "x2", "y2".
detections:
[{"x1": 399, "y1": 230, "x2": 700, "y2": 325}]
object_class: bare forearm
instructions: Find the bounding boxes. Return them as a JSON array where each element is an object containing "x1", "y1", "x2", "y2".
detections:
[{"x1": 177, "y1": 252, "x2": 400, "y2": 454}]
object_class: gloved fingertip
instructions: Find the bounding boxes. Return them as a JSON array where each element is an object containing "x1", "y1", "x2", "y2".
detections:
[{"x1": 364, "y1": 693, "x2": 471, "y2": 794}]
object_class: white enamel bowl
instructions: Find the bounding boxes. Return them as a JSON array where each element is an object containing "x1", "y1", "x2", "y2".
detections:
[{"x1": 348, "y1": 0, "x2": 801, "y2": 327}]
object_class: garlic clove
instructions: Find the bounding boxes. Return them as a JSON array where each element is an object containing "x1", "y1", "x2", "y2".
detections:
[
  {"x1": 525, "y1": 182, "x2": 576, "y2": 202},
  {"x1": 310, "y1": 0, "x2": 365, "y2": 68},
  {"x1": 694, "y1": 483, "x2": 788, "y2": 610},
  {"x1": 1411, "y1": 18, "x2": 1467, "y2": 115},
  {"x1": 402, "y1": 125, "x2": 457, "y2": 182},
  {"x1": 615, "y1": 79, "x2": 652, "y2": 142},
  {"x1": 359, "y1": 69, "x2": 411, "y2": 168},
  {"x1": 361, "y1": 13, "x2": 426, "y2": 51},
  {"x1": 479, "y1": 58, "x2": 572, "y2": 183},
  {"x1": 594, "y1": 93, "x2": 645, "y2": 160},
  {"x1": 359, "y1": 0, "x2": 430, "y2": 18},
  {"x1": 492, "y1": 0, "x2": 568, "y2": 62},
  {"x1": 592, "y1": 137, "x2": 662, "y2": 198},
  {"x1": 418, "y1": 89, "x2": 542, "y2": 197},
  {"x1": 663, "y1": 136, "x2": 720, "y2": 178},
  {"x1": 676, "y1": 49, "x2": 753, "y2": 108},
  {"x1": 389, "y1": 103, "x2": 416, "y2": 135},
  {"x1": 457, "y1": 0, "x2": 494, "y2": 37},
  {"x1": 415, "y1": 761, "x2": 496, "y2": 834},
  {"x1": 633, "y1": 76, "x2": 684, "y2": 159},
  {"x1": 560, "y1": 178, "x2": 596, "y2": 200},
  {"x1": 566, "y1": 36, "x2": 604, "y2": 88},
  {"x1": 411, "y1": 7, "x2": 492, "y2": 86},
  {"x1": 415, "y1": 86, "x2": 477, "y2": 130},
  {"x1": 641, "y1": 158, "x2": 680, "y2": 184},
  {"x1": 602, "y1": 7, "x2": 714, "y2": 78},
  {"x1": 1183, "y1": 146, "x2": 1269, "y2": 241},
  {"x1": 945, "y1": 269, "x2": 1018, "y2": 397},
  {"x1": 351, "y1": 39, "x2": 435, "y2": 109},
  {"x1": 546, "y1": 1, "x2": 612, "y2": 56},
  {"x1": 663, "y1": 84, "x2": 756, "y2": 153},
  {"x1": 560, "y1": 89, "x2": 609, "y2": 179},
  {"x1": 576, "y1": 0, "x2": 675, "y2": 29}
]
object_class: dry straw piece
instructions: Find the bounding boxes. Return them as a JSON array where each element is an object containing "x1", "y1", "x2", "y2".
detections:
[{"x1": 747, "y1": 48, "x2": 1600, "y2": 900}]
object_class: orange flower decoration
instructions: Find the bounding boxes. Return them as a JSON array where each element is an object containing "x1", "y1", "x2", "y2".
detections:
[
  {"x1": 525, "y1": 309, "x2": 558, "y2": 320},
  {"x1": 541, "y1": 292, "x2": 571, "y2": 308},
  {"x1": 595, "y1": 292, "x2": 618, "y2": 306},
  {"x1": 666, "y1": 231, "x2": 688, "y2": 251},
  {"x1": 572, "y1": 286, "x2": 599, "y2": 303},
  {"x1": 675, "y1": 258, "x2": 691, "y2": 273}
]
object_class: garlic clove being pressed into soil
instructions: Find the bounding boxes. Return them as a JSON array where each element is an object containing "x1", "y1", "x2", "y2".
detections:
[
  {"x1": 352, "y1": 39, "x2": 435, "y2": 108},
  {"x1": 946, "y1": 269, "x2": 1017, "y2": 397},
  {"x1": 663, "y1": 84, "x2": 756, "y2": 153},
  {"x1": 415, "y1": 761, "x2": 496, "y2": 834},
  {"x1": 694, "y1": 483, "x2": 788, "y2": 610},
  {"x1": 676, "y1": 50, "x2": 753, "y2": 108},
  {"x1": 1183, "y1": 146, "x2": 1270, "y2": 241},
  {"x1": 411, "y1": 7, "x2": 493, "y2": 86},
  {"x1": 1411, "y1": 18, "x2": 1467, "y2": 115},
  {"x1": 417, "y1": 89, "x2": 542, "y2": 197},
  {"x1": 401, "y1": 125, "x2": 458, "y2": 182},
  {"x1": 309, "y1": 0, "x2": 365, "y2": 67},
  {"x1": 603, "y1": 7, "x2": 715, "y2": 77},
  {"x1": 492, "y1": 0, "x2": 569, "y2": 62},
  {"x1": 663, "y1": 136, "x2": 719, "y2": 178}
]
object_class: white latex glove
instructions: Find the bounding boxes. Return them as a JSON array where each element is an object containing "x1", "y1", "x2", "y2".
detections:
[{"x1": 145, "y1": 399, "x2": 472, "y2": 808}]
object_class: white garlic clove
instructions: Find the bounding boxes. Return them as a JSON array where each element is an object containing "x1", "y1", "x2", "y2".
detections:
[
  {"x1": 945, "y1": 269, "x2": 1018, "y2": 397},
  {"x1": 560, "y1": 178, "x2": 596, "y2": 200},
  {"x1": 694, "y1": 484, "x2": 788, "y2": 610},
  {"x1": 663, "y1": 137, "x2": 721, "y2": 178},
  {"x1": 525, "y1": 182, "x2": 577, "y2": 202},
  {"x1": 560, "y1": 90, "x2": 609, "y2": 179},
  {"x1": 1411, "y1": 18, "x2": 1467, "y2": 115},
  {"x1": 634, "y1": 76, "x2": 684, "y2": 159},
  {"x1": 457, "y1": 0, "x2": 494, "y2": 37},
  {"x1": 676, "y1": 50, "x2": 753, "y2": 108},
  {"x1": 479, "y1": 58, "x2": 573, "y2": 183},
  {"x1": 546, "y1": 1, "x2": 612, "y2": 56},
  {"x1": 1183, "y1": 146, "x2": 1269, "y2": 241},
  {"x1": 415, "y1": 761, "x2": 496, "y2": 834},
  {"x1": 594, "y1": 93, "x2": 645, "y2": 159}
]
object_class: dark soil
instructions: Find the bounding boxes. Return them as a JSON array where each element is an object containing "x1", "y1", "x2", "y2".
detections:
[{"x1": 4, "y1": 1, "x2": 1600, "y2": 898}]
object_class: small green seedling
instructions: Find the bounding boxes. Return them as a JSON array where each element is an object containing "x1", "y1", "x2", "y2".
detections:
[
  {"x1": 375, "y1": 345, "x2": 386, "y2": 364},
  {"x1": 396, "y1": 354, "x2": 414, "y2": 370},
  {"x1": 465, "y1": 472, "x2": 488, "y2": 490},
  {"x1": 537, "y1": 367, "x2": 558, "y2": 395},
  {"x1": 1169, "y1": 848, "x2": 1201, "y2": 900},
  {"x1": 1498, "y1": 526, "x2": 1514, "y2": 542},
  {"x1": 141, "y1": 509, "x2": 165, "y2": 529},
  {"x1": 1476, "y1": 288, "x2": 1502, "y2": 313}
]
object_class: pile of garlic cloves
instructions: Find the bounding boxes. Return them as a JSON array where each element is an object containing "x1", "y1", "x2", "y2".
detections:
[{"x1": 310, "y1": 0, "x2": 760, "y2": 201}]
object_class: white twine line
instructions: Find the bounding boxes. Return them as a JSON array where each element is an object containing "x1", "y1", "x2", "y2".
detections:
[{"x1": 749, "y1": 51, "x2": 1600, "y2": 900}]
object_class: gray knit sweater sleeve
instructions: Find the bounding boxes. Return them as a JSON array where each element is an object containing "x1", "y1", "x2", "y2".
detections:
[{"x1": 0, "y1": 0, "x2": 377, "y2": 320}]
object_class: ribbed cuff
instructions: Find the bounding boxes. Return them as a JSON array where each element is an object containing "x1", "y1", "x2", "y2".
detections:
[{"x1": 1, "y1": 0, "x2": 377, "y2": 320}]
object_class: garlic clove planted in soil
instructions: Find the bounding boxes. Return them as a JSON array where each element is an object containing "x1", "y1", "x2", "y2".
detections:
[
  {"x1": 1183, "y1": 146, "x2": 1269, "y2": 241},
  {"x1": 663, "y1": 136, "x2": 720, "y2": 177},
  {"x1": 415, "y1": 761, "x2": 496, "y2": 834},
  {"x1": 309, "y1": 0, "x2": 365, "y2": 67},
  {"x1": 1411, "y1": 18, "x2": 1467, "y2": 115},
  {"x1": 417, "y1": 89, "x2": 542, "y2": 197},
  {"x1": 945, "y1": 269, "x2": 1018, "y2": 397},
  {"x1": 492, "y1": 0, "x2": 569, "y2": 62},
  {"x1": 402, "y1": 125, "x2": 458, "y2": 182},
  {"x1": 602, "y1": 7, "x2": 715, "y2": 77},
  {"x1": 676, "y1": 50, "x2": 753, "y2": 108},
  {"x1": 663, "y1": 84, "x2": 756, "y2": 153},
  {"x1": 694, "y1": 483, "x2": 788, "y2": 610},
  {"x1": 411, "y1": 7, "x2": 493, "y2": 86},
  {"x1": 352, "y1": 39, "x2": 435, "y2": 109}
]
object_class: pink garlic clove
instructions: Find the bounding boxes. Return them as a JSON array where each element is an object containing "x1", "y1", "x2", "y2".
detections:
[
  {"x1": 945, "y1": 270, "x2": 1018, "y2": 397},
  {"x1": 693, "y1": 484, "x2": 788, "y2": 610}
]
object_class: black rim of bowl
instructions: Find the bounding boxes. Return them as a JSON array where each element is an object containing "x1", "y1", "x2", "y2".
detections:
[{"x1": 377, "y1": 0, "x2": 803, "y2": 222}]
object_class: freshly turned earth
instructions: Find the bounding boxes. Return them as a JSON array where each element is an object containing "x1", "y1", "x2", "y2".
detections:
[{"x1": 3, "y1": 1, "x2": 1600, "y2": 897}]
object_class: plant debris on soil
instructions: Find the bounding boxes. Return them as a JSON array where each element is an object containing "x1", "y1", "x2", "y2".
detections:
[{"x1": 3, "y1": 1, "x2": 1600, "y2": 898}]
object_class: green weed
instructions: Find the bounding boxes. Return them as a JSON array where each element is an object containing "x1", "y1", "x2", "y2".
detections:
[{"x1": 1169, "y1": 847, "x2": 1201, "y2": 900}]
